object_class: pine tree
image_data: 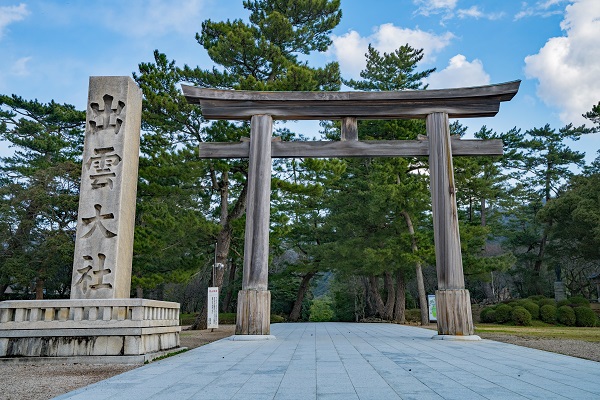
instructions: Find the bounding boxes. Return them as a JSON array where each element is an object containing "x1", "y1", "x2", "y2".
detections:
[{"x1": 0, "y1": 95, "x2": 85, "y2": 299}]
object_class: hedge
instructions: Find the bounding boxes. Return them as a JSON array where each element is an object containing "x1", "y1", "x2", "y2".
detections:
[
  {"x1": 511, "y1": 306, "x2": 532, "y2": 326},
  {"x1": 557, "y1": 305, "x2": 576, "y2": 326}
]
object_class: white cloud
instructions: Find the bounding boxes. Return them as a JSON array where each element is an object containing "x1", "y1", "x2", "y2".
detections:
[
  {"x1": 0, "y1": 3, "x2": 29, "y2": 39},
  {"x1": 10, "y1": 56, "x2": 31, "y2": 76},
  {"x1": 457, "y1": 6, "x2": 504, "y2": 20},
  {"x1": 515, "y1": 0, "x2": 568, "y2": 20},
  {"x1": 102, "y1": 0, "x2": 206, "y2": 37},
  {"x1": 413, "y1": 0, "x2": 457, "y2": 16},
  {"x1": 425, "y1": 54, "x2": 490, "y2": 89},
  {"x1": 524, "y1": 0, "x2": 600, "y2": 125},
  {"x1": 331, "y1": 24, "x2": 454, "y2": 79}
]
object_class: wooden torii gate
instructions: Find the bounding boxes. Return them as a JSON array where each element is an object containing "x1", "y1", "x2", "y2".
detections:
[{"x1": 183, "y1": 81, "x2": 520, "y2": 337}]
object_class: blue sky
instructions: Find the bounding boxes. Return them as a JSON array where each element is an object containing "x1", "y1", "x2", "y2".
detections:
[{"x1": 1, "y1": 0, "x2": 599, "y2": 162}]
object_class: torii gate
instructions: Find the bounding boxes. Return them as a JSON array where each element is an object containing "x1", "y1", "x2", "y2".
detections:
[{"x1": 183, "y1": 81, "x2": 520, "y2": 337}]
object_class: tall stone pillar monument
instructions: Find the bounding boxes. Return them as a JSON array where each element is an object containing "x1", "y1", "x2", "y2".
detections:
[
  {"x1": 0, "y1": 77, "x2": 182, "y2": 363},
  {"x1": 71, "y1": 76, "x2": 141, "y2": 299}
]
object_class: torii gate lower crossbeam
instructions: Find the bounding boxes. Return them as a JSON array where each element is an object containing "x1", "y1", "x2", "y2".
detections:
[{"x1": 183, "y1": 81, "x2": 520, "y2": 337}]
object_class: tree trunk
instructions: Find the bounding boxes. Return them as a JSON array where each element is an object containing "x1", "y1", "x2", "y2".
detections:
[
  {"x1": 533, "y1": 231, "x2": 548, "y2": 294},
  {"x1": 289, "y1": 270, "x2": 317, "y2": 322},
  {"x1": 222, "y1": 260, "x2": 237, "y2": 312},
  {"x1": 0, "y1": 284, "x2": 8, "y2": 299},
  {"x1": 367, "y1": 275, "x2": 385, "y2": 318},
  {"x1": 383, "y1": 271, "x2": 395, "y2": 320},
  {"x1": 190, "y1": 300, "x2": 208, "y2": 330},
  {"x1": 401, "y1": 210, "x2": 428, "y2": 325},
  {"x1": 393, "y1": 268, "x2": 406, "y2": 323},
  {"x1": 35, "y1": 278, "x2": 44, "y2": 300},
  {"x1": 480, "y1": 197, "x2": 486, "y2": 227}
]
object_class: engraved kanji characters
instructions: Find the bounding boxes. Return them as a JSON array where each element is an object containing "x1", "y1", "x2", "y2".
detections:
[
  {"x1": 76, "y1": 253, "x2": 112, "y2": 293},
  {"x1": 86, "y1": 147, "x2": 121, "y2": 189},
  {"x1": 81, "y1": 204, "x2": 117, "y2": 238},
  {"x1": 89, "y1": 94, "x2": 125, "y2": 135}
]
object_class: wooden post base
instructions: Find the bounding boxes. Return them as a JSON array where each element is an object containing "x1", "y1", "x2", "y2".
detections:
[
  {"x1": 436, "y1": 289, "x2": 474, "y2": 336},
  {"x1": 236, "y1": 289, "x2": 271, "y2": 335}
]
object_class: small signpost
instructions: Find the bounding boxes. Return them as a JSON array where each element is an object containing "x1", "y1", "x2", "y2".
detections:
[
  {"x1": 428, "y1": 294, "x2": 437, "y2": 322},
  {"x1": 207, "y1": 287, "x2": 219, "y2": 329}
]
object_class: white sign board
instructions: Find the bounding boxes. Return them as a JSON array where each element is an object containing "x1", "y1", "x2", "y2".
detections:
[
  {"x1": 428, "y1": 294, "x2": 437, "y2": 322},
  {"x1": 207, "y1": 287, "x2": 219, "y2": 329}
]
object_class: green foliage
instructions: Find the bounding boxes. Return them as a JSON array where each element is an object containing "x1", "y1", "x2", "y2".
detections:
[
  {"x1": 219, "y1": 313, "x2": 237, "y2": 324},
  {"x1": 495, "y1": 304, "x2": 512, "y2": 323},
  {"x1": 583, "y1": 101, "x2": 600, "y2": 130},
  {"x1": 344, "y1": 44, "x2": 434, "y2": 91},
  {"x1": 0, "y1": 95, "x2": 85, "y2": 297},
  {"x1": 309, "y1": 297, "x2": 334, "y2": 322},
  {"x1": 537, "y1": 298, "x2": 555, "y2": 307},
  {"x1": 405, "y1": 309, "x2": 421, "y2": 323},
  {"x1": 557, "y1": 305, "x2": 576, "y2": 326},
  {"x1": 480, "y1": 306, "x2": 497, "y2": 323},
  {"x1": 568, "y1": 296, "x2": 590, "y2": 307},
  {"x1": 511, "y1": 306, "x2": 532, "y2": 326},
  {"x1": 539, "y1": 304, "x2": 557, "y2": 324},
  {"x1": 520, "y1": 301, "x2": 540, "y2": 320},
  {"x1": 574, "y1": 307, "x2": 597, "y2": 327},
  {"x1": 271, "y1": 314, "x2": 286, "y2": 323}
]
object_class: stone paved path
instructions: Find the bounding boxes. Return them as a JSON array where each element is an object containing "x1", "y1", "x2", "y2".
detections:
[{"x1": 54, "y1": 322, "x2": 600, "y2": 399}]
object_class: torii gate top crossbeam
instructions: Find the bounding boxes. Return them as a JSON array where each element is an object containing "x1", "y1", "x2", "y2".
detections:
[{"x1": 182, "y1": 81, "x2": 520, "y2": 120}]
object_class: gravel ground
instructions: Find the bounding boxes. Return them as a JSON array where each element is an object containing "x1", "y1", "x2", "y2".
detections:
[
  {"x1": 477, "y1": 333, "x2": 600, "y2": 362},
  {"x1": 0, "y1": 325, "x2": 236, "y2": 400},
  {"x1": 0, "y1": 324, "x2": 597, "y2": 400}
]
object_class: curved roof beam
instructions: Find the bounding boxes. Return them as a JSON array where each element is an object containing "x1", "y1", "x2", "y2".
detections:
[{"x1": 182, "y1": 80, "x2": 520, "y2": 120}]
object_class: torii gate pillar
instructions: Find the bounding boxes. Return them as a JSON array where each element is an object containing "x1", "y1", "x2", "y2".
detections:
[
  {"x1": 428, "y1": 113, "x2": 473, "y2": 336},
  {"x1": 236, "y1": 115, "x2": 273, "y2": 335}
]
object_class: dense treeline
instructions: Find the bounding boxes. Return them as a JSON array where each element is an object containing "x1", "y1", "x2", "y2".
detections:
[{"x1": 1, "y1": 1, "x2": 599, "y2": 325}]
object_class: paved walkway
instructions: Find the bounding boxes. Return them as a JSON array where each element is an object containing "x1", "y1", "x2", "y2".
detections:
[{"x1": 55, "y1": 323, "x2": 600, "y2": 400}]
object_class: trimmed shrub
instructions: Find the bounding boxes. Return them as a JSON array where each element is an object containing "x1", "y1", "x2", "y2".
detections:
[
  {"x1": 569, "y1": 296, "x2": 591, "y2": 308},
  {"x1": 480, "y1": 306, "x2": 496, "y2": 323},
  {"x1": 557, "y1": 299, "x2": 570, "y2": 308},
  {"x1": 557, "y1": 305, "x2": 576, "y2": 326},
  {"x1": 508, "y1": 301, "x2": 519, "y2": 308},
  {"x1": 495, "y1": 304, "x2": 513, "y2": 323},
  {"x1": 537, "y1": 298, "x2": 555, "y2": 307},
  {"x1": 574, "y1": 306, "x2": 597, "y2": 327},
  {"x1": 271, "y1": 314, "x2": 285, "y2": 323},
  {"x1": 511, "y1": 306, "x2": 532, "y2": 326},
  {"x1": 521, "y1": 301, "x2": 540, "y2": 320},
  {"x1": 540, "y1": 304, "x2": 557, "y2": 324},
  {"x1": 309, "y1": 298, "x2": 334, "y2": 322}
]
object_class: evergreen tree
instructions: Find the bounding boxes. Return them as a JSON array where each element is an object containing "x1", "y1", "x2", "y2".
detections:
[
  {"x1": 134, "y1": 0, "x2": 342, "y2": 327},
  {"x1": 0, "y1": 95, "x2": 85, "y2": 299},
  {"x1": 327, "y1": 43, "x2": 434, "y2": 323}
]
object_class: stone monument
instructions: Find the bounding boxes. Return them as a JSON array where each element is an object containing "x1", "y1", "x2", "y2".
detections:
[{"x1": 0, "y1": 77, "x2": 182, "y2": 363}]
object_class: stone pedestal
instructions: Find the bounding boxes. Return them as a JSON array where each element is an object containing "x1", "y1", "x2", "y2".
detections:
[
  {"x1": 554, "y1": 281, "x2": 567, "y2": 302},
  {"x1": 0, "y1": 299, "x2": 181, "y2": 364}
]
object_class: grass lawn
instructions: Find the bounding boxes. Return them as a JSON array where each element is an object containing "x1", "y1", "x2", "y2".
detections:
[{"x1": 475, "y1": 323, "x2": 600, "y2": 342}]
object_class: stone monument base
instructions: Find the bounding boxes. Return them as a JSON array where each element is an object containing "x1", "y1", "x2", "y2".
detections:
[{"x1": 0, "y1": 298, "x2": 181, "y2": 364}]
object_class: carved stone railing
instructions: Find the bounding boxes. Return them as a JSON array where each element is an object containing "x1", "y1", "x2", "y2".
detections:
[
  {"x1": 0, "y1": 299, "x2": 181, "y2": 361},
  {"x1": 0, "y1": 299, "x2": 179, "y2": 329}
]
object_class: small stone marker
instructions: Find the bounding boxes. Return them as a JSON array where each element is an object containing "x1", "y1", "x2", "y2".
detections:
[{"x1": 70, "y1": 76, "x2": 142, "y2": 299}]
